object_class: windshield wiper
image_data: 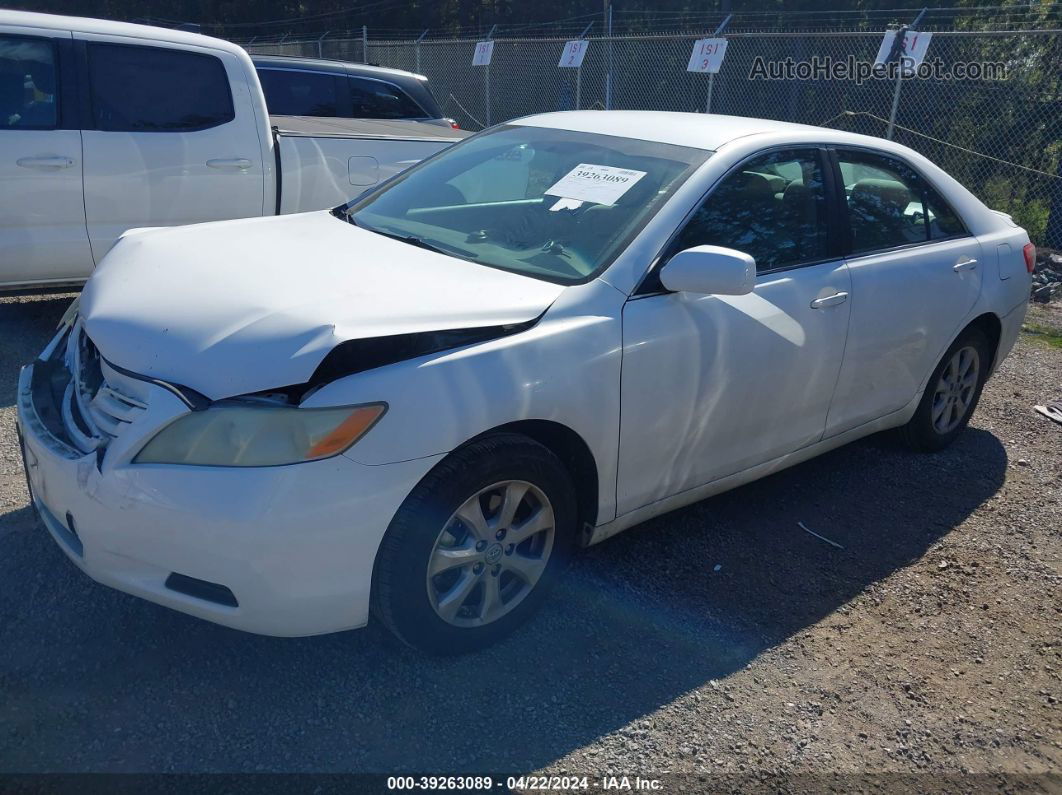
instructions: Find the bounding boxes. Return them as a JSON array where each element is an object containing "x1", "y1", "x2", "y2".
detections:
[
  {"x1": 331, "y1": 206, "x2": 356, "y2": 224},
  {"x1": 365, "y1": 225, "x2": 479, "y2": 260}
]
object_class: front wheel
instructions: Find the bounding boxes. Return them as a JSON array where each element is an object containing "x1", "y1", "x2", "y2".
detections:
[
  {"x1": 371, "y1": 433, "x2": 576, "y2": 654},
  {"x1": 900, "y1": 327, "x2": 991, "y2": 452}
]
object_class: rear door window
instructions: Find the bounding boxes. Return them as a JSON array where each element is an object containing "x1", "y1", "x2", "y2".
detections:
[
  {"x1": 837, "y1": 151, "x2": 930, "y2": 253},
  {"x1": 839, "y1": 152, "x2": 970, "y2": 248},
  {"x1": 258, "y1": 68, "x2": 340, "y2": 117},
  {"x1": 348, "y1": 76, "x2": 425, "y2": 119},
  {"x1": 0, "y1": 34, "x2": 58, "y2": 130},
  {"x1": 923, "y1": 185, "x2": 968, "y2": 240},
  {"x1": 87, "y1": 42, "x2": 234, "y2": 132}
]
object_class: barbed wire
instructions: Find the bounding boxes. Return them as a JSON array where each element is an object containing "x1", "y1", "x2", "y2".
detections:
[{"x1": 207, "y1": 3, "x2": 1062, "y2": 42}]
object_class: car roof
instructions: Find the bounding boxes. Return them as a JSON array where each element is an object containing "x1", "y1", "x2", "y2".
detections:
[
  {"x1": 513, "y1": 110, "x2": 894, "y2": 152},
  {"x1": 0, "y1": 9, "x2": 245, "y2": 56},
  {"x1": 250, "y1": 54, "x2": 429, "y2": 84}
]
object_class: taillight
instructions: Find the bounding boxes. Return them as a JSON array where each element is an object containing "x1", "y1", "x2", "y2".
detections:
[
  {"x1": 1023, "y1": 242, "x2": 1036, "y2": 274},
  {"x1": 450, "y1": 121, "x2": 460, "y2": 130}
]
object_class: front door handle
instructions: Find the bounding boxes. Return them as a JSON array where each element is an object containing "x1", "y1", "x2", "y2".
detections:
[
  {"x1": 953, "y1": 257, "x2": 978, "y2": 272},
  {"x1": 16, "y1": 156, "x2": 74, "y2": 170},
  {"x1": 207, "y1": 158, "x2": 253, "y2": 170},
  {"x1": 810, "y1": 291, "x2": 849, "y2": 309}
]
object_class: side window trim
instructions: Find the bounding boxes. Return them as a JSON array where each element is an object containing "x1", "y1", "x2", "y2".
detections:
[
  {"x1": 83, "y1": 39, "x2": 235, "y2": 133},
  {"x1": 632, "y1": 144, "x2": 844, "y2": 297},
  {"x1": 830, "y1": 144, "x2": 972, "y2": 260},
  {"x1": 70, "y1": 39, "x2": 91, "y2": 131}
]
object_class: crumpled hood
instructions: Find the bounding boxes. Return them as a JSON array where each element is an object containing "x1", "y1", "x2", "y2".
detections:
[{"x1": 80, "y1": 211, "x2": 564, "y2": 399}]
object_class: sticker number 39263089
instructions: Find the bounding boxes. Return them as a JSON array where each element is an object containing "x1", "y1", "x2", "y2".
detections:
[{"x1": 544, "y1": 163, "x2": 648, "y2": 206}]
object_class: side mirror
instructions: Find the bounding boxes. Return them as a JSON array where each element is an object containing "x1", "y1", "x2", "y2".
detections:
[{"x1": 658, "y1": 245, "x2": 756, "y2": 296}]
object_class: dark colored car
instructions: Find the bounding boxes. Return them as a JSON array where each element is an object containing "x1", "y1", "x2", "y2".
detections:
[{"x1": 251, "y1": 54, "x2": 455, "y2": 128}]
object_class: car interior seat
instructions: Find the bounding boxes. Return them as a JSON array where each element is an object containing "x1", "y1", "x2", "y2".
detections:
[{"x1": 848, "y1": 178, "x2": 915, "y2": 251}]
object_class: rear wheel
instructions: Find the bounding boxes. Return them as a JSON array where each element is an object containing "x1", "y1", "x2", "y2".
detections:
[
  {"x1": 371, "y1": 433, "x2": 576, "y2": 654},
  {"x1": 901, "y1": 327, "x2": 991, "y2": 452}
]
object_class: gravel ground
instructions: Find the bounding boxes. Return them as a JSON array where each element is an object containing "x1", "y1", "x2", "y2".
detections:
[{"x1": 0, "y1": 293, "x2": 1059, "y2": 785}]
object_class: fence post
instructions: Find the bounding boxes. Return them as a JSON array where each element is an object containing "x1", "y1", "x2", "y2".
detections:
[
  {"x1": 362, "y1": 25, "x2": 368, "y2": 63},
  {"x1": 885, "y1": 8, "x2": 927, "y2": 140},
  {"x1": 316, "y1": 30, "x2": 329, "y2": 59},
  {"x1": 575, "y1": 21, "x2": 594, "y2": 110},
  {"x1": 415, "y1": 29, "x2": 428, "y2": 74},
  {"x1": 485, "y1": 24, "x2": 497, "y2": 126},
  {"x1": 604, "y1": 4, "x2": 613, "y2": 109},
  {"x1": 705, "y1": 13, "x2": 732, "y2": 114}
]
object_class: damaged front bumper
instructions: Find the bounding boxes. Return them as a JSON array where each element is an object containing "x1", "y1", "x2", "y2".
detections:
[{"x1": 16, "y1": 326, "x2": 442, "y2": 637}]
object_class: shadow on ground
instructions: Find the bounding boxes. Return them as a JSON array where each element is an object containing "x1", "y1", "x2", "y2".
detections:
[
  {"x1": 0, "y1": 295, "x2": 1007, "y2": 772},
  {"x1": 0, "y1": 295, "x2": 75, "y2": 408}
]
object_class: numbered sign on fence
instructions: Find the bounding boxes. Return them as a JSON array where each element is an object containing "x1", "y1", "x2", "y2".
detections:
[
  {"x1": 874, "y1": 30, "x2": 933, "y2": 73},
  {"x1": 472, "y1": 40, "x2": 495, "y2": 66},
  {"x1": 686, "y1": 38, "x2": 728, "y2": 73},
  {"x1": 558, "y1": 39, "x2": 589, "y2": 68}
]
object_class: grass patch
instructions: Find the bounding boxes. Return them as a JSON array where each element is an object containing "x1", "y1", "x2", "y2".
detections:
[{"x1": 1022, "y1": 322, "x2": 1062, "y2": 349}]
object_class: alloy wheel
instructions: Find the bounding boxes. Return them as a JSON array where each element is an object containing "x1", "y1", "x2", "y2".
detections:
[
  {"x1": 931, "y1": 345, "x2": 980, "y2": 435},
  {"x1": 426, "y1": 480, "x2": 555, "y2": 627}
]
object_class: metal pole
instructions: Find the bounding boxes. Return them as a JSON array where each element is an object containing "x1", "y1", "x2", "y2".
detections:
[
  {"x1": 705, "y1": 14, "x2": 732, "y2": 114},
  {"x1": 362, "y1": 24, "x2": 368, "y2": 64},
  {"x1": 317, "y1": 30, "x2": 329, "y2": 59},
  {"x1": 885, "y1": 65, "x2": 903, "y2": 140},
  {"x1": 575, "y1": 21, "x2": 593, "y2": 111},
  {"x1": 415, "y1": 29, "x2": 428, "y2": 74},
  {"x1": 885, "y1": 8, "x2": 926, "y2": 140},
  {"x1": 484, "y1": 24, "x2": 496, "y2": 127},
  {"x1": 605, "y1": 4, "x2": 613, "y2": 109}
]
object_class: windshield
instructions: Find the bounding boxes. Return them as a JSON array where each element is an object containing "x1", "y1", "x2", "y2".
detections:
[{"x1": 341, "y1": 125, "x2": 710, "y2": 284}]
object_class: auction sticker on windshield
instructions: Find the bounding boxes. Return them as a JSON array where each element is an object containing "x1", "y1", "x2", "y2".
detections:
[{"x1": 545, "y1": 164, "x2": 647, "y2": 206}]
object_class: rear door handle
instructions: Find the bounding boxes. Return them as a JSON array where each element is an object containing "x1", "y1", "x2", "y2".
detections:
[
  {"x1": 16, "y1": 156, "x2": 74, "y2": 170},
  {"x1": 207, "y1": 158, "x2": 253, "y2": 170},
  {"x1": 810, "y1": 291, "x2": 849, "y2": 309},
  {"x1": 953, "y1": 257, "x2": 978, "y2": 272}
]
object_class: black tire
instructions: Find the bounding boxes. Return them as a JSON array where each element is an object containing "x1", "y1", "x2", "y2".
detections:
[
  {"x1": 371, "y1": 432, "x2": 577, "y2": 655},
  {"x1": 900, "y1": 327, "x2": 992, "y2": 452}
]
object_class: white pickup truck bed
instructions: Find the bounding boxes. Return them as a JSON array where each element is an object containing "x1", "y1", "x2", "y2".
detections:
[
  {"x1": 0, "y1": 10, "x2": 467, "y2": 291},
  {"x1": 272, "y1": 116, "x2": 466, "y2": 215}
]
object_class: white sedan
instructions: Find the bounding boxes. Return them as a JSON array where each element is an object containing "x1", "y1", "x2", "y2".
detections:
[{"x1": 17, "y1": 111, "x2": 1033, "y2": 653}]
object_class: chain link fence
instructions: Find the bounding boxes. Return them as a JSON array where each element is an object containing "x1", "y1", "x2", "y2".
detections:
[{"x1": 246, "y1": 27, "x2": 1062, "y2": 248}]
